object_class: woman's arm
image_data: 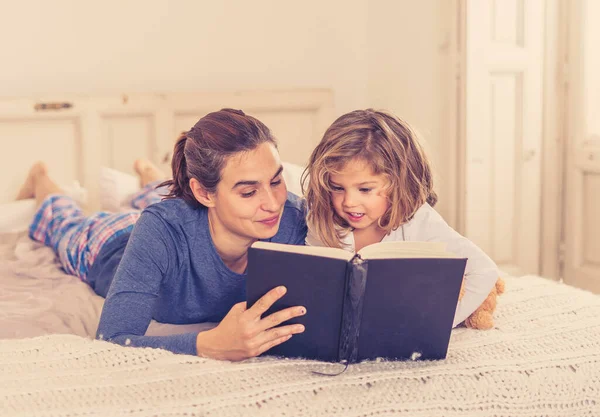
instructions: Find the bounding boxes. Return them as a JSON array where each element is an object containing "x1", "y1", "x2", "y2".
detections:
[
  {"x1": 96, "y1": 211, "x2": 200, "y2": 354},
  {"x1": 97, "y1": 211, "x2": 307, "y2": 358}
]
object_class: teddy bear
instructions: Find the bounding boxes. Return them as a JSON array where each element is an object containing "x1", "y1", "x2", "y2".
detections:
[{"x1": 460, "y1": 277, "x2": 505, "y2": 330}]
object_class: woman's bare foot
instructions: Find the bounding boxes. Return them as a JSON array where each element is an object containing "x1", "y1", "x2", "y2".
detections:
[
  {"x1": 134, "y1": 159, "x2": 166, "y2": 187},
  {"x1": 16, "y1": 162, "x2": 63, "y2": 206},
  {"x1": 16, "y1": 162, "x2": 48, "y2": 200}
]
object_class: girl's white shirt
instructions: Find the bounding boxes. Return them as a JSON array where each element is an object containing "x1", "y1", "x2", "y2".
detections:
[{"x1": 305, "y1": 202, "x2": 499, "y2": 328}]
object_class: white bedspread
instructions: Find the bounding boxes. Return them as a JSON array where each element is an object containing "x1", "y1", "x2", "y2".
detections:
[
  {"x1": 0, "y1": 232, "x2": 103, "y2": 339},
  {"x1": 1, "y1": 233, "x2": 600, "y2": 416}
]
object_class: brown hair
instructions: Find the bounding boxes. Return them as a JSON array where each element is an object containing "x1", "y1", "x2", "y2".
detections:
[
  {"x1": 302, "y1": 109, "x2": 437, "y2": 248},
  {"x1": 162, "y1": 108, "x2": 277, "y2": 208}
]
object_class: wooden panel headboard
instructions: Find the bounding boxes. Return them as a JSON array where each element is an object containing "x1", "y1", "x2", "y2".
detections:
[{"x1": 0, "y1": 90, "x2": 334, "y2": 208}]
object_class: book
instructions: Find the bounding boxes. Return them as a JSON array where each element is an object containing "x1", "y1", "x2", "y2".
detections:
[{"x1": 246, "y1": 241, "x2": 467, "y2": 363}]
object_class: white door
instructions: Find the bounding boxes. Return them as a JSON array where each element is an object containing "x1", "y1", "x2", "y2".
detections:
[
  {"x1": 0, "y1": 99, "x2": 86, "y2": 205},
  {"x1": 563, "y1": 0, "x2": 600, "y2": 293},
  {"x1": 0, "y1": 91, "x2": 334, "y2": 211},
  {"x1": 463, "y1": 0, "x2": 545, "y2": 276},
  {"x1": 0, "y1": 96, "x2": 166, "y2": 210}
]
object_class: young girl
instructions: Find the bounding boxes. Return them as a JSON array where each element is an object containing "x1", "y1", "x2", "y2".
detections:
[{"x1": 302, "y1": 109, "x2": 498, "y2": 327}]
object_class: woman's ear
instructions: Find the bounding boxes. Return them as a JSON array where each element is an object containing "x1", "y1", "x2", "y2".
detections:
[{"x1": 189, "y1": 178, "x2": 216, "y2": 207}]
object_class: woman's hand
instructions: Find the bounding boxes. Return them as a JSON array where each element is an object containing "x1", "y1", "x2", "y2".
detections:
[{"x1": 195, "y1": 286, "x2": 306, "y2": 361}]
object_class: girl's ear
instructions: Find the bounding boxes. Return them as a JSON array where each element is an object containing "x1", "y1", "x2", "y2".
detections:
[{"x1": 189, "y1": 178, "x2": 216, "y2": 207}]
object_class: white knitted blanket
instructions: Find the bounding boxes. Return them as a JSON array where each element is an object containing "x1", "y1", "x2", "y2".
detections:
[{"x1": 1, "y1": 275, "x2": 600, "y2": 417}]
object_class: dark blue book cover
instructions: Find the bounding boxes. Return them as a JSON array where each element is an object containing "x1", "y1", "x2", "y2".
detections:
[{"x1": 246, "y1": 242, "x2": 467, "y2": 363}]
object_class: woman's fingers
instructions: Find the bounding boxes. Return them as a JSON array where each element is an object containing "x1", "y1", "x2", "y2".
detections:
[
  {"x1": 238, "y1": 286, "x2": 306, "y2": 358},
  {"x1": 246, "y1": 286, "x2": 287, "y2": 320},
  {"x1": 207, "y1": 291, "x2": 305, "y2": 361},
  {"x1": 255, "y1": 324, "x2": 305, "y2": 355},
  {"x1": 257, "y1": 335, "x2": 292, "y2": 355},
  {"x1": 257, "y1": 305, "x2": 306, "y2": 332}
]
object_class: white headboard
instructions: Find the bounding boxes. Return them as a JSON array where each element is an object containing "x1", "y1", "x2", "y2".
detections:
[{"x1": 0, "y1": 90, "x2": 334, "y2": 208}]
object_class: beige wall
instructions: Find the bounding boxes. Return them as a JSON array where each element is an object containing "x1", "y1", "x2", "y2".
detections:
[
  {"x1": 368, "y1": 0, "x2": 456, "y2": 224},
  {"x1": 0, "y1": 0, "x2": 455, "y2": 221},
  {"x1": 0, "y1": 0, "x2": 369, "y2": 115}
]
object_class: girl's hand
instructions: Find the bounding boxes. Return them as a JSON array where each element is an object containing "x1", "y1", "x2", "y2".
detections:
[{"x1": 195, "y1": 286, "x2": 306, "y2": 361}]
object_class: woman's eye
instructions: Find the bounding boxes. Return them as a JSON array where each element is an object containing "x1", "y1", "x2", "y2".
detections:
[
  {"x1": 241, "y1": 190, "x2": 256, "y2": 198},
  {"x1": 271, "y1": 179, "x2": 282, "y2": 187}
]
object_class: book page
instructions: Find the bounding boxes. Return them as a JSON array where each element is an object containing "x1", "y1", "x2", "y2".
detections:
[
  {"x1": 358, "y1": 241, "x2": 459, "y2": 260},
  {"x1": 251, "y1": 241, "x2": 354, "y2": 261}
]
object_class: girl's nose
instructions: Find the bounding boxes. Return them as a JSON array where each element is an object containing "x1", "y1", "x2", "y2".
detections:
[{"x1": 342, "y1": 192, "x2": 357, "y2": 208}]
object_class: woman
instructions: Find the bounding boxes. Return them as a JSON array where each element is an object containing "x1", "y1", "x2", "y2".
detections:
[{"x1": 19, "y1": 109, "x2": 307, "y2": 360}]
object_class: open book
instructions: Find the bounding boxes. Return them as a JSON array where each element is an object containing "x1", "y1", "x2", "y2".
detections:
[{"x1": 246, "y1": 241, "x2": 467, "y2": 363}]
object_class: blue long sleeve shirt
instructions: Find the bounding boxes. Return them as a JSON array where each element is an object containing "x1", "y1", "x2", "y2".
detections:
[{"x1": 92, "y1": 193, "x2": 307, "y2": 355}]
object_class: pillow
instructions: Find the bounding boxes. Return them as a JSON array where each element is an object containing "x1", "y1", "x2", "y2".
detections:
[
  {"x1": 0, "y1": 182, "x2": 87, "y2": 234},
  {"x1": 99, "y1": 167, "x2": 139, "y2": 212},
  {"x1": 0, "y1": 199, "x2": 37, "y2": 233}
]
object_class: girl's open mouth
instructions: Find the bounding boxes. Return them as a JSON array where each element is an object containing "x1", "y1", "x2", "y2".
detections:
[{"x1": 346, "y1": 212, "x2": 365, "y2": 222}]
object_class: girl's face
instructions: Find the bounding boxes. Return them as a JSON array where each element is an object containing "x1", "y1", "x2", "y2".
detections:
[
  {"x1": 328, "y1": 158, "x2": 390, "y2": 232},
  {"x1": 210, "y1": 142, "x2": 288, "y2": 242}
]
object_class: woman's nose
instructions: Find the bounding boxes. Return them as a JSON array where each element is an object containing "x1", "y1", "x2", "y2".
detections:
[{"x1": 261, "y1": 189, "x2": 280, "y2": 212}]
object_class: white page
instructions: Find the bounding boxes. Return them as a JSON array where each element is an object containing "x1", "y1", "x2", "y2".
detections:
[
  {"x1": 358, "y1": 241, "x2": 458, "y2": 260},
  {"x1": 251, "y1": 241, "x2": 353, "y2": 261}
]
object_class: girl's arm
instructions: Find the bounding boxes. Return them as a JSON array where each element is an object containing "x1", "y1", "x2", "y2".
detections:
[
  {"x1": 96, "y1": 211, "x2": 200, "y2": 355},
  {"x1": 407, "y1": 204, "x2": 499, "y2": 327}
]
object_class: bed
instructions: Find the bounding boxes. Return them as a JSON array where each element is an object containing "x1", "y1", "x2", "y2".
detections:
[
  {"x1": 1, "y1": 228, "x2": 600, "y2": 416},
  {"x1": 1, "y1": 91, "x2": 600, "y2": 416}
]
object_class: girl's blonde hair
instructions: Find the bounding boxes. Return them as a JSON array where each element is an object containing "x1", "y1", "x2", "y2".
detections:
[{"x1": 301, "y1": 109, "x2": 438, "y2": 248}]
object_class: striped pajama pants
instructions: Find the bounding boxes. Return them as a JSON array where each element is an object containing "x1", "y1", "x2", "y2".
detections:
[{"x1": 29, "y1": 181, "x2": 165, "y2": 282}]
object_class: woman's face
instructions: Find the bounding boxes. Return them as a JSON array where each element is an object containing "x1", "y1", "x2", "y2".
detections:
[{"x1": 209, "y1": 142, "x2": 288, "y2": 242}]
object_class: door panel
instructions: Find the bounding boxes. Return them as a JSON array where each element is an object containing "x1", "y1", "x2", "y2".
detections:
[
  {"x1": 563, "y1": 0, "x2": 600, "y2": 293},
  {"x1": 100, "y1": 115, "x2": 155, "y2": 175},
  {"x1": 0, "y1": 111, "x2": 82, "y2": 203},
  {"x1": 464, "y1": 0, "x2": 545, "y2": 275},
  {"x1": 0, "y1": 91, "x2": 334, "y2": 210}
]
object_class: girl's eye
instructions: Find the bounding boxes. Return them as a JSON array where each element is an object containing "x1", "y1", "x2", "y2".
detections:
[
  {"x1": 331, "y1": 185, "x2": 344, "y2": 192},
  {"x1": 359, "y1": 188, "x2": 372, "y2": 193},
  {"x1": 241, "y1": 190, "x2": 256, "y2": 198}
]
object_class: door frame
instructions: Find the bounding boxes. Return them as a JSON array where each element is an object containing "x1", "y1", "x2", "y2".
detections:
[
  {"x1": 540, "y1": 0, "x2": 568, "y2": 280},
  {"x1": 454, "y1": 0, "x2": 467, "y2": 236}
]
